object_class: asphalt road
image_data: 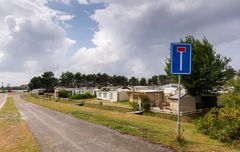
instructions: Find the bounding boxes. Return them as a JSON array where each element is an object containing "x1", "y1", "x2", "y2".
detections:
[
  {"x1": 0, "y1": 93, "x2": 7, "y2": 109},
  {"x1": 14, "y1": 95, "x2": 171, "y2": 152}
]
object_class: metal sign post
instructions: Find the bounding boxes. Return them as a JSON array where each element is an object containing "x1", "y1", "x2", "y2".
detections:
[
  {"x1": 170, "y1": 43, "x2": 192, "y2": 137},
  {"x1": 177, "y1": 75, "x2": 181, "y2": 136}
]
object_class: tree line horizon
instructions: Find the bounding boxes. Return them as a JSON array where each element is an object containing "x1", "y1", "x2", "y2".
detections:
[{"x1": 28, "y1": 71, "x2": 172, "y2": 92}]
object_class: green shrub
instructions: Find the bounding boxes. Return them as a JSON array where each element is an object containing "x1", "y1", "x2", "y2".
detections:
[
  {"x1": 70, "y1": 92, "x2": 95, "y2": 100},
  {"x1": 141, "y1": 95, "x2": 151, "y2": 111},
  {"x1": 196, "y1": 79, "x2": 240, "y2": 142},
  {"x1": 196, "y1": 107, "x2": 240, "y2": 142},
  {"x1": 58, "y1": 90, "x2": 71, "y2": 98},
  {"x1": 130, "y1": 102, "x2": 139, "y2": 111}
]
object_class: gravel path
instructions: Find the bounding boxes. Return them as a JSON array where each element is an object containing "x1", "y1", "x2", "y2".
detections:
[{"x1": 14, "y1": 95, "x2": 171, "y2": 152}]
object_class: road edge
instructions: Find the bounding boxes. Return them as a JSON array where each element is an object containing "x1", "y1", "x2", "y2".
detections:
[{"x1": 0, "y1": 93, "x2": 8, "y2": 110}]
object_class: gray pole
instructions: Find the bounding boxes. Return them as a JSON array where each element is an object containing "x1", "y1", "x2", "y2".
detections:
[{"x1": 177, "y1": 75, "x2": 181, "y2": 136}]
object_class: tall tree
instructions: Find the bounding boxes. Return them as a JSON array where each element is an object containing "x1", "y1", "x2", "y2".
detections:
[
  {"x1": 28, "y1": 76, "x2": 42, "y2": 90},
  {"x1": 75, "y1": 72, "x2": 82, "y2": 87},
  {"x1": 41, "y1": 71, "x2": 58, "y2": 92},
  {"x1": 140, "y1": 77, "x2": 147, "y2": 86},
  {"x1": 129, "y1": 77, "x2": 139, "y2": 86},
  {"x1": 158, "y1": 75, "x2": 170, "y2": 85},
  {"x1": 59, "y1": 71, "x2": 75, "y2": 87},
  {"x1": 151, "y1": 76, "x2": 159, "y2": 85},
  {"x1": 165, "y1": 36, "x2": 233, "y2": 96},
  {"x1": 224, "y1": 66, "x2": 236, "y2": 80}
]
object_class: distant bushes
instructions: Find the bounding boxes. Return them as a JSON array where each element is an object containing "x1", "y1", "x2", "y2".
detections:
[{"x1": 70, "y1": 92, "x2": 95, "y2": 100}]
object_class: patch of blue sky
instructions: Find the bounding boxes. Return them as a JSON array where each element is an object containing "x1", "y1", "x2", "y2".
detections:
[{"x1": 47, "y1": 1, "x2": 105, "y2": 56}]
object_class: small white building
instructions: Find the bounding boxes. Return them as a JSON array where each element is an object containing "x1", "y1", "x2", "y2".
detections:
[
  {"x1": 127, "y1": 90, "x2": 165, "y2": 109},
  {"x1": 96, "y1": 88, "x2": 129, "y2": 102},
  {"x1": 31, "y1": 89, "x2": 45, "y2": 95},
  {"x1": 54, "y1": 87, "x2": 96, "y2": 99},
  {"x1": 162, "y1": 89, "x2": 196, "y2": 113},
  {"x1": 162, "y1": 84, "x2": 178, "y2": 96}
]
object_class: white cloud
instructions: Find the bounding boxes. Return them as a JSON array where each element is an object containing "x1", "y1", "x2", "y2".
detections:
[
  {"x1": 1, "y1": 0, "x2": 240, "y2": 86},
  {"x1": 71, "y1": 0, "x2": 240, "y2": 78},
  {"x1": 78, "y1": 0, "x2": 89, "y2": 5},
  {"x1": 0, "y1": 0, "x2": 75, "y2": 85},
  {"x1": 56, "y1": 14, "x2": 75, "y2": 21},
  {"x1": 49, "y1": 0, "x2": 72, "y2": 5}
]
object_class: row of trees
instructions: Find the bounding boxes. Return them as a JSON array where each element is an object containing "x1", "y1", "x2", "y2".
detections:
[
  {"x1": 59, "y1": 72, "x2": 171, "y2": 87},
  {"x1": 28, "y1": 72, "x2": 171, "y2": 92}
]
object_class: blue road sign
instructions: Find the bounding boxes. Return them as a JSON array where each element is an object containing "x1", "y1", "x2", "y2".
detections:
[{"x1": 170, "y1": 43, "x2": 192, "y2": 75}]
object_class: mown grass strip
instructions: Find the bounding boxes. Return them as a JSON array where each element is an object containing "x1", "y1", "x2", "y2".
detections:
[
  {"x1": 22, "y1": 94, "x2": 240, "y2": 152},
  {"x1": 0, "y1": 96, "x2": 39, "y2": 152}
]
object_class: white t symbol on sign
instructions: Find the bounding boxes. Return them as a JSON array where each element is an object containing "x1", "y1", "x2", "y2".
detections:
[{"x1": 177, "y1": 47, "x2": 186, "y2": 71}]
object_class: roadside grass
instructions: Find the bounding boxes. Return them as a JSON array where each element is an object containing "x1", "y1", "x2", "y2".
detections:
[
  {"x1": 143, "y1": 110, "x2": 209, "y2": 123},
  {"x1": 113, "y1": 101, "x2": 131, "y2": 105},
  {"x1": 22, "y1": 94, "x2": 240, "y2": 152},
  {"x1": 0, "y1": 96, "x2": 39, "y2": 152},
  {"x1": 36, "y1": 95, "x2": 132, "y2": 113}
]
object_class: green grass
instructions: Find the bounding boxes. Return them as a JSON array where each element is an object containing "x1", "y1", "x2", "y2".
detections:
[
  {"x1": 22, "y1": 94, "x2": 240, "y2": 152},
  {"x1": 0, "y1": 96, "x2": 39, "y2": 152},
  {"x1": 113, "y1": 101, "x2": 131, "y2": 105},
  {"x1": 143, "y1": 110, "x2": 209, "y2": 123}
]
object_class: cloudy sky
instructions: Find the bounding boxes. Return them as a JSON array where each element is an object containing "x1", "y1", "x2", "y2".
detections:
[{"x1": 0, "y1": 0, "x2": 240, "y2": 86}]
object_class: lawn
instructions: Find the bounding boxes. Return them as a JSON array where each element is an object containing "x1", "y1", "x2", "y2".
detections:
[
  {"x1": 0, "y1": 96, "x2": 39, "y2": 152},
  {"x1": 22, "y1": 94, "x2": 240, "y2": 152}
]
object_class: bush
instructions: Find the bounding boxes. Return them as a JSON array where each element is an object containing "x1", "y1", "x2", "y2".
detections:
[
  {"x1": 130, "y1": 102, "x2": 139, "y2": 111},
  {"x1": 141, "y1": 95, "x2": 151, "y2": 111},
  {"x1": 197, "y1": 80, "x2": 240, "y2": 142},
  {"x1": 196, "y1": 107, "x2": 240, "y2": 142},
  {"x1": 70, "y1": 92, "x2": 95, "y2": 100},
  {"x1": 58, "y1": 90, "x2": 71, "y2": 98}
]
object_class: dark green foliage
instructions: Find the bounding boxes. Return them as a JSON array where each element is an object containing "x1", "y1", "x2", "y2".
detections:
[
  {"x1": 70, "y1": 92, "x2": 95, "y2": 100},
  {"x1": 197, "y1": 78, "x2": 240, "y2": 142},
  {"x1": 139, "y1": 77, "x2": 147, "y2": 86},
  {"x1": 59, "y1": 71, "x2": 75, "y2": 87},
  {"x1": 58, "y1": 90, "x2": 71, "y2": 98},
  {"x1": 130, "y1": 102, "x2": 139, "y2": 111},
  {"x1": 201, "y1": 94, "x2": 218, "y2": 108},
  {"x1": 196, "y1": 107, "x2": 240, "y2": 142},
  {"x1": 158, "y1": 75, "x2": 171, "y2": 85},
  {"x1": 28, "y1": 76, "x2": 42, "y2": 90},
  {"x1": 128, "y1": 77, "x2": 139, "y2": 86},
  {"x1": 41, "y1": 71, "x2": 58, "y2": 93},
  {"x1": 141, "y1": 95, "x2": 151, "y2": 111},
  {"x1": 150, "y1": 76, "x2": 159, "y2": 85},
  {"x1": 29, "y1": 71, "x2": 170, "y2": 90},
  {"x1": 28, "y1": 72, "x2": 57, "y2": 92},
  {"x1": 165, "y1": 36, "x2": 233, "y2": 96}
]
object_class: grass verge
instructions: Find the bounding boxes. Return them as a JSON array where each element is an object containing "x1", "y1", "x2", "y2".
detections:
[
  {"x1": 0, "y1": 96, "x2": 39, "y2": 152},
  {"x1": 22, "y1": 94, "x2": 240, "y2": 152}
]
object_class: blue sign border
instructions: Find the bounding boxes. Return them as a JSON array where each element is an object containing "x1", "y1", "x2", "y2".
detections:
[{"x1": 170, "y1": 43, "x2": 192, "y2": 75}]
